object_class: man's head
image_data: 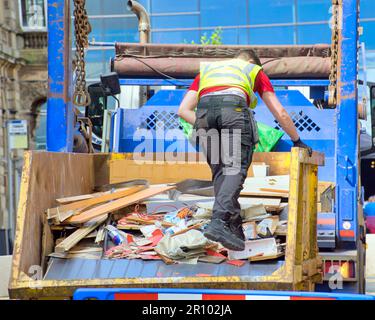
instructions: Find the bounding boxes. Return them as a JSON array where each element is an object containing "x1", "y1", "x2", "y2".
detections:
[{"x1": 235, "y1": 49, "x2": 262, "y2": 66}]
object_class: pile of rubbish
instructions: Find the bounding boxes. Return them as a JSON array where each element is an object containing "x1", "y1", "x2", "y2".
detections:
[{"x1": 46, "y1": 177, "x2": 289, "y2": 266}]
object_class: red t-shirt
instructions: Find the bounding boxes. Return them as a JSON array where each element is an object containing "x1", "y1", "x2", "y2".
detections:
[{"x1": 189, "y1": 70, "x2": 274, "y2": 105}]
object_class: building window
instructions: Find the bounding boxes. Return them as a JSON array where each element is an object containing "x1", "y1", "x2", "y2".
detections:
[
  {"x1": 19, "y1": 0, "x2": 47, "y2": 31},
  {"x1": 29, "y1": 99, "x2": 47, "y2": 150},
  {"x1": 33, "y1": 100, "x2": 47, "y2": 150}
]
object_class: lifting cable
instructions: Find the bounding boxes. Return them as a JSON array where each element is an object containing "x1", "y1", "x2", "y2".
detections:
[{"x1": 131, "y1": 56, "x2": 185, "y2": 87}]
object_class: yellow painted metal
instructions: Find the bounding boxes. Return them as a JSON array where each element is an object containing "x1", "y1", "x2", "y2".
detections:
[
  {"x1": 9, "y1": 148, "x2": 324, "y2": 299},
  {"x1": 10, "y1": 152, "x2": 32, "y2": 286},
  {"x1": 109, "y1": 153, "x2": 127, "y2": 160}
]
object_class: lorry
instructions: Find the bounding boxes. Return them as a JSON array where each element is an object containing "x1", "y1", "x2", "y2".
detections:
[
  {"x1": 360, "y1": 81, "x2": 375, "y2": 201},
  {"x1": 8, "y1": 0, "x2": 373, "y2": 298}
]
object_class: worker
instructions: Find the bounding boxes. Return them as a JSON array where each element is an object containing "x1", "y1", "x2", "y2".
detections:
[{"x1": 177, "y1": 49, "x2": 312, "y2": 251}]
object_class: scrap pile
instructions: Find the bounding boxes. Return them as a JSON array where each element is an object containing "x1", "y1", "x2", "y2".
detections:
[
  {"x1": 45, "y1": 173, "x2": 290, "y2": 266},
  {"x1": 194, "y1": 173, "x2": 290, "y2": 262}
]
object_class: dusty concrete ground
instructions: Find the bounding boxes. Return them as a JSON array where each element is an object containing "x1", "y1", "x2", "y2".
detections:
[
  {"x1": 0, "y1": 255, "x2": 11, "y2": 299},
  {"x1": 366, "y1": 234, "x2": 375, "y2": 294}
]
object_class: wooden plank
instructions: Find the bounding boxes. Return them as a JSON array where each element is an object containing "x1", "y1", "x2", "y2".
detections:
[
  {"x1": 117, "y1": 224, "x2": 142, "y2": 230},
  {"x1": 55, "y1": 215, "x2": 107, "y2": 253},
  {"x1": 48, "y1": 185, "x2": 146, "y2": 222},
  {"x1": 66, "y1": 186, "x2": 175, "y2": 224},
  {"x1": 55, "y1": 192, "x2": 107, "y2": 204},
  {"x1": 259, "y1": 188, "x2": 289, "y2": 194},
  {"x1": 110, "y1": 160, "x2": 211, "y2": 184},
  {"x1": 249, "y1": 252, "x2": 284, "y2": 262},
  {"x1": 108, "y1": 152, "x2": 293, "y2": 184},
  {"x1": 241, "y1": 190, "x2": 289, "y2": 198},
  {"x1": 95, "y1": 226, "x2": 106, "y2": 244}
]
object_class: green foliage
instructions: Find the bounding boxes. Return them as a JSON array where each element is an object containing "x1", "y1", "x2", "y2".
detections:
[
  {"x1": 199, "y1": 27, "x2": 223, "y2": 45},
  {"x1": 188, "y1": 27, "x2": 223, "y2": 45}
]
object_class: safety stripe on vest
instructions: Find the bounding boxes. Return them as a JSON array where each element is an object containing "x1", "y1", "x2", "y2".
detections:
[
  {"x1": 243, "y1": 64, "x2": 256, "y2": 87},
  {"x1": 205, "y1": 73, "x2": 245, "y2": 82},
  {"x1": 202, "y1": 62, "x2": 245, "y2": 74},
  {"x1": 202, "y1": 64, "x2": 256, "y2": 88}
]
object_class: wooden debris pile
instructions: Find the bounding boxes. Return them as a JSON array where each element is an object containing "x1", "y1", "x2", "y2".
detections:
[
  {"x1": 46, "y1": 184, "x2": 175, "y2": 260},
  {"x1": 44, "y1": 174, "x2": 302, "y2": 266}
]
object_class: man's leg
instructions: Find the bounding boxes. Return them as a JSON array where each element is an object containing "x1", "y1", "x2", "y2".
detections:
[
  {"x1": 206, "y1": 127, "x2": 253, "y2": 245},
  {"x1": 204, "y1": 97, "x2": 254, "y2": 251},
  {"x1": 193, "y1": 98, "x2": 246, "y2": 251},
  {"x1": 193, "y1": 98, "x2": 223, "y2": 199}
]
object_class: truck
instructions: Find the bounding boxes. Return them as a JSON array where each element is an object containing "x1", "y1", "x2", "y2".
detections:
[
  {"x1": 8, "y1": 0, "x2": 373, "y2": 298},
  {"x1": 360, "y1": 81, "x2": 375, "y2": 202}
]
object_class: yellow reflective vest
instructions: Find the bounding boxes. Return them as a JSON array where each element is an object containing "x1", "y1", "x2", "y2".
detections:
[{"x1": 198, "y1": 59, "x2": 262, "y2": 109}]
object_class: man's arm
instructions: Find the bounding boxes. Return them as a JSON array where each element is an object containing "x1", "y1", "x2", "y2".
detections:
[
  {"x1": 177, "y1": 90, "x2": 198, "y2": 125},
  {"x1": 261, "y1": 91, "x2": 312, "y2": 155},
  {"x1": 261, "y1": 91, "x2": 299, "y2": 141}
]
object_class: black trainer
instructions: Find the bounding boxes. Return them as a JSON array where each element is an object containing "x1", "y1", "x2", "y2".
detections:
[{"x1": 204, "y1": 219, "x2": 245, "y2": 251}]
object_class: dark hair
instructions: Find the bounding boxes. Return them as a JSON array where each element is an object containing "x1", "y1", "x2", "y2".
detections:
[{"x1": 235, "y1": 49, "x2": 262, "y2": 66}]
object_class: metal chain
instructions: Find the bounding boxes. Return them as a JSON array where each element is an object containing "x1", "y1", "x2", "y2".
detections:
[
  {"x1": 328, "y1": 0, "x2": 340, "y2": 107},
  {"x1": 73, "y1": 0, "x2": 91, "y2": 107}
]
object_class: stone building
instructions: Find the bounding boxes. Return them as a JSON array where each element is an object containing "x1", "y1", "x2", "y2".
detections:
[{"x1": 0, "y1": 0, "x2": 47, "y2": 248}]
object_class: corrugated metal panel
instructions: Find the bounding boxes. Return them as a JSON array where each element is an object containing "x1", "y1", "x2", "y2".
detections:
[{"x1": 44, "y1": 258, "x2": 284, "y2": 281}]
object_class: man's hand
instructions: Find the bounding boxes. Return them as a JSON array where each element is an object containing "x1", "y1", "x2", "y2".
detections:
[{"x1": 293, "y1": 138, "x2": 313, "y2": 156}]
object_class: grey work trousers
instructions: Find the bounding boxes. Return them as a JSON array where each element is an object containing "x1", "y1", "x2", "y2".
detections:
[{"x1": 193, "y1": 95, "x2": 258, "y2": 227}]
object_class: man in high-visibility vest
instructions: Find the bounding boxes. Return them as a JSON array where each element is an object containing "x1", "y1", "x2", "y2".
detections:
[{"x1": 178, "y1": 50, "x2": 312, "y2": 251}]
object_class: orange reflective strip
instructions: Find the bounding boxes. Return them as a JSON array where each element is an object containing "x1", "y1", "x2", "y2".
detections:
[{"x1": 339, "y1": 230, "x2": 355, "y2": 238}]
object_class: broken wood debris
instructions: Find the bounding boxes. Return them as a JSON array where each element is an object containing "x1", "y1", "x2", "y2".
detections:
[
  {"x1": 47, "y1": 185, "x2": 146, "y2": 223},
  {"x1": 66, "y1": 186, "x2": 175, "y2": 224},
  {"x1": 241, "y1": 175, "x2": 289, "y2": 198},
  {"x1": 44, "y1": 174, "x2": 298, "y2": 267},
  {"x1": 55, "y1": 214, "x2": 108, "y2": 253}
]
